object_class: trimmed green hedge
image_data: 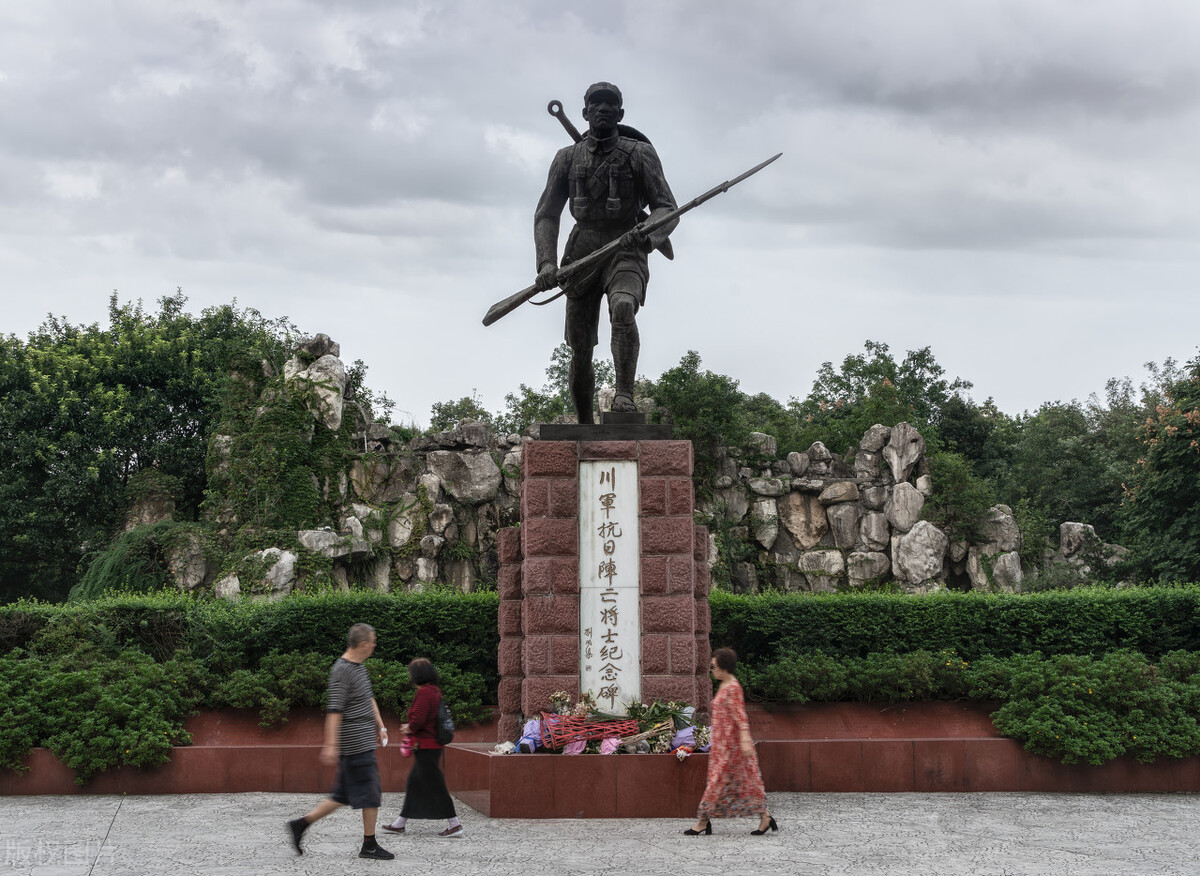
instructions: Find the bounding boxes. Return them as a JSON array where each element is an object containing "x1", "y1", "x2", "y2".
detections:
[{"x1": 708, "y1": 587, "x2": 1200, "y2": 663}]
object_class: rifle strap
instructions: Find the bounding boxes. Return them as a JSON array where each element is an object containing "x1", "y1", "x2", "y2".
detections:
[{"x1": 530, "y1": 289, "x2": 567, "y2": 306}]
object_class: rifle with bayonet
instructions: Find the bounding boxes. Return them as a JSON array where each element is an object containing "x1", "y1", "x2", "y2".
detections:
[{"x1": 481, "y1": 152, "x2": 782, "y2": 327}]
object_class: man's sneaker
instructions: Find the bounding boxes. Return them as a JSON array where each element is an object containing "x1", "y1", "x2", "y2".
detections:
[
  {"x1": 437, "y1": 825, "x2": 464, "y2": 838},
  {"x1": 359, "y1": 844, "x2": 395, "y2": 860},
  {"x1": 287, "y1": 818, "x2": 308, "y2": 855}
]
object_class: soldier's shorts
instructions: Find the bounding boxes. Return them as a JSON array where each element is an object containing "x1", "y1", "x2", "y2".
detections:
[{"x1": 563, "y1": 249, "x2": 648, "y2": 350}]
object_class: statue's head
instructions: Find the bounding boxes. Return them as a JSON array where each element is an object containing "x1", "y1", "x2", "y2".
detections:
[
  {"x1": 584, "y1": 81, "x2": 622, "y2": 107},
  {"x1": 582, "y1": 81, "x2": 624, "y2": 134}
]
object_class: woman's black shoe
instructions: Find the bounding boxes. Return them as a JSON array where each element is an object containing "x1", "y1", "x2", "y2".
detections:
[
  {"x1": 750, "y1": 816, "x2": 778, "y2": 835},
  {"x1": 683, "y1": 821, "x2": 712, "y2": 836}
]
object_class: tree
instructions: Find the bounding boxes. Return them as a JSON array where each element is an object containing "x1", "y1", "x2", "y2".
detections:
[
  {"x1": 788, "y1": 341, "x2": 974, "y2": 456},
  {"x1": 429, "y1": 392, "x2": 494, "y2": 432},
  {"x1": 0, "y1": 292, "x2": 298, "y2": 601},
  {"x1": 1116, "y1": 354, "x2": 1200, "y2": 581}
]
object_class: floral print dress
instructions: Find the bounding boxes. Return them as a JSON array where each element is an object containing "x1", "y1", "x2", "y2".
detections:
[{"x1": 698, "y1": 676, "x2": 768, "y2": 819}]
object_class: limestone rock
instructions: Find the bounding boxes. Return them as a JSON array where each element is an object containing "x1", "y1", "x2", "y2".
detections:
[
  {"x1": 420, "y1": 534, "x2": 444, "y2": 559},
  {"x1": 860, "y1": 424, "x2": 892, "y2": 453},
  {"x1": 1060, "y1": 522, "x2": 1097, "y2": 558},
  {"x1": 882, "y1": 422, "x2": 925, "y2": 483},
  {"x1": 370, "y1": 557, "x2": 391, "y2": 592},
  {"x1": 426, "y1": 450, "x2": 502, "y2": 504},
  {"x1": 949, "y1": 540, "x2": 969, "y2": 563},
  {"x1": 893, "y1": 520, "x2": 948, "y2": 585},
  {"x1": 915, "y1": 475, "x2": 933, "y2": 497},
  {"x1": 341, "y1": 516, "x2": 364, "y2": 540},
  {"x1": 350, "y1": 457, "x2": 419, "y2": 504},
  {"x1": 992, "y1": 551, "x2": 1023, "y2": 591},
  {"x1": 417, "y1": 557, "x2": 439, "y2": 583},
  {"x1": 826, "y1": 502, "x2": 861, "y2": 550},
  {"x1": 979, "y1": 505, "x2": 1021, "y2": 553},
  {"x1": 419, "y1": 472, "x2": 442, "y2": 502},
  {"x1": 288, "y1": 354, "x2": 346, "y2": 431},
  {"x1": 796, "y1": 550, "x2": 845, "y2": 591},
  {"x1": 886, "y1": 482, "x2": 925, "y2": 534},
  {"x1": 806, "y1": 442, "x2": 833, "y2": 463},
  {"x1": 429, "y1": 503, "x2": 455, "y2": 536},
  {"x1": 388, "y1": 494, "x2": 420, "y2": 549},
  {"x1": 298, "y1": 530, "x2": 372, "y2": 560},
  {"x1": 819, "y1": 481, "x2": 860, "y2": 505},
  {"x1": 859, "y1": 511, "x2": 890, "y2": 552},
  {"x1": 253, "y1": 548, "x2": 297, "y2": 594},
  {"x1": 296, "y1": 333, "x2": 340, "y2": 361},
  {"x1": 860, "y1": 485, "x2": 889, "y2": 511},
  {"x1": 732, "y1": 562, "x2": 759, "y2": 593},
  {"x1": 215, "y1": 574, "x2": 240, "y2": 600},
  {"x1": 748, "y1": 432, "x2": 777, "y2": 458},
  {"x1": 778, "y1": 491, "x2": 829, "y2": 551},
  {"x1": 168, "y1": 532, "x2": 208, "y2": 591},
  {"x1": 786, "y1": 451, "x2": 810, "y2": 477},
  {"x1": 751, "y1": 498, "x2": 779, "y2": 550},
  {"x1": 848, "y1": 551, "x2": 891, "y2": 586},
  {"x1": 854, "y1": 450, "x2": 881, "y2": 478},
  {"x1": 748, "y1": 477, "x2": 787, "y2": 498}
]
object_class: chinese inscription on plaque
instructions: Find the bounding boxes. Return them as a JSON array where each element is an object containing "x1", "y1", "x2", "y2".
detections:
[{"x1": 579, "y1": 461, "x2": 640, "y2": 712}]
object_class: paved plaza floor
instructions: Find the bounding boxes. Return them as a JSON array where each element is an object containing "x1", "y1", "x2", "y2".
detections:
[{"x1": 3, "y1": 791, "x2": 1198, "y2": 876}]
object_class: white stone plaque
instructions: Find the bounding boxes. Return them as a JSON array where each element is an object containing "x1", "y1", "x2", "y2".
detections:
[{"x1": 579, "y1": 460, "x2": 640, "y2": 713}]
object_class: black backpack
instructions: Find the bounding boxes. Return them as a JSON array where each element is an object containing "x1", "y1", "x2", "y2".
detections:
[{"x1": 435, "y1": 697, "x2": 455, "y2": 745}]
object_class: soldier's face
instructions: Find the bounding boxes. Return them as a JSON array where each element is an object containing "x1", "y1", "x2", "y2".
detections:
[{"x1": 583, "y1": 96, "x2": 623, "y2": 133}]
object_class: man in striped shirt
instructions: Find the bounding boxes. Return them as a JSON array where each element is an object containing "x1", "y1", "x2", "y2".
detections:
[{"x1": 287, "y1": 623, "x2": 393, "y2": 860}]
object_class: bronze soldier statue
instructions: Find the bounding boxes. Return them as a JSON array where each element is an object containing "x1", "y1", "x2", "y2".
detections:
[{"x1": 533, "y1": 82, "x2": 678, "y2": 423}]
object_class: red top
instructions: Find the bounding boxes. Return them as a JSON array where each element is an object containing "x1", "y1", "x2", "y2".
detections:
[{"x1": 407, "y1": 683, "x2": 443, "y2": 750}]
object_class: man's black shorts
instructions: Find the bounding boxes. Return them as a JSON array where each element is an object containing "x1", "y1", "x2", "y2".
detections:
[{"x1": 330, "y1": 750, "x2": 381, "y2": 809}]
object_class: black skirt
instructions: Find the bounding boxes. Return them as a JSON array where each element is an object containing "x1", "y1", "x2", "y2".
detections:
[{"x1": 400, "y1": 748, "x2": 457, "y2": 819}]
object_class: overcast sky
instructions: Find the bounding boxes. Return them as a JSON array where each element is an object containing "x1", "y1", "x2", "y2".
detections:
[{"x1": 3, "y1": 1, "x2": 1198, "y2": 428}]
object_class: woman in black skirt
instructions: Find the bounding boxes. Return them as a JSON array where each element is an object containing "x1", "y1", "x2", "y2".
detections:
[{"x1": 383, "y1": 658, "x2": 463, "y2": 837}]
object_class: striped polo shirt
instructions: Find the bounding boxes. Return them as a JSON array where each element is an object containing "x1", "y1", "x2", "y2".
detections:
[{"x1": 327, "y1": 657, "x2": 376, "y2": 756}]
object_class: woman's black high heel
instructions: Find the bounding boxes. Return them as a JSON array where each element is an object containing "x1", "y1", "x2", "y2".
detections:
[
  {"x1": 683, "y1": 821, "x2": 712, "y2": 836},
  {"x1": 750, "y1": 816, "x2": 778, "y2": 835}
]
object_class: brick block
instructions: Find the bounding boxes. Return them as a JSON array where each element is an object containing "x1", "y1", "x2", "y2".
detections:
[
  {"x1": 668, "y1": 555, "x2": 694, "y2": 594},
  {"x1": 522, "y1": 481, "x2": 550, "y2": 518},
  {"x1": 499, "y1": 599, "x2": 522, "y2": 636},
  {"x1": 523, "y1": 635, "x2": 552, "y2": 675},
  {"x1": 548, "y1": 477, "x2": 580, "y2": 517},
  {"x1": 641, "y1": 517, "x2": 694, "y2": 555},
  {"x1": 523, "y1": 676, "x2": 579, "y2": 716},
  {"x1": 522, "y1": 593, "x2": 580, "y2": 635},
  {"x1": 523, "y1": 517, "x2": 579, "y2": 557},
  {"x1": 640, "y1": 555, "x2": 668, "y2": 595},
  {"x1": 694, "y1": 561, "x2": 710, "y2": 597},
  {"x1": 642, "y1": 635, "x2": 669, "y2": 674},
  {"x1": 498, "y1": 677, "x2": 523, "y2": 713},
  {"x1": 498, "y1": 714, "x2": 524, "y2": 743},
  {"x1": 667, "y1": 477, "x2": 694, "y2": 516},
  {"x1": 694, "y1": 596, "x2": 711, "y2": 636},
  {"x1": 580, "y1": 440, "x2": 637, "y2": 460},
  {"x1": 642, "y1": 595, "x2": 695, "y2": 633},
  {"x1": 694, "y1": 525, "x2": 709, "y2": 561},
  {"x1": 524, "y1": 441, "x2": 578, "y2": 477},
  {"x1": 525, "y1": 557, "x2": 579, "y2": 594},
  {"x1": 639, "y1": 478, "x2": 667, "y2": 516},
  {"x1": 551, "y1": 636, "x2": 579, "y2": 675},
  {"x1": 498, "y1": 565, "x2": 522, "y2": 599},
  {"x1": 498, "y1": 527, "x2": 522, "y2": 565},
  {"x1": 499, "y1": 638, "x2": 524, "y2": 677},
  {"x1": 642, "y1": 675, "x2": 698, "y2": 704},
  {"x1": 639, "y1": 440, "x2": 692, "y2": 476},
  {"x1": 669, "y1": 635, "x2": 696, "y2": 674},
  {"x1": 696, "y1": 636, "x2": 712, "y2": 675}
]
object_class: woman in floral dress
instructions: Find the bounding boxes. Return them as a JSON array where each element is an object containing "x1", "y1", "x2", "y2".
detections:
[{"x1": 685, "y1": 648, "x2": 777, "y2": 836}]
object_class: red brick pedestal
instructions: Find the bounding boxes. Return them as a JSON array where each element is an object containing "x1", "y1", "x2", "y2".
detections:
[{"x1": 496, "y1": 439, "x2": 711, "y2": 741}]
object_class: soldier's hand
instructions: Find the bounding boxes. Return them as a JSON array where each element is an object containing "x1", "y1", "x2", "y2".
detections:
[
  {"x1": 534, "y1": 262, "x2": 559, "y2": 292},
  {"x1": 621, "y1": 227, "x2": 651, "y2": 253}
]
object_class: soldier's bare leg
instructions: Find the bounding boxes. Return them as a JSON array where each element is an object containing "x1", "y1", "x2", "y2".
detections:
[
  {"x1": 569, "y1": 345, "x2": 596, "y2": 424},
  {"x1": 609, "y1": 285, "x2": 640, "y2": 413}
]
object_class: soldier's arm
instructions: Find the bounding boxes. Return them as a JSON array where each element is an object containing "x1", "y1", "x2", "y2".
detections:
[
  {"x1": 534, "y1": 148, "x2": 571, "y2": 277},
  {"x1": 634, "y1": 143, "x2": 679, "y2": 251}
]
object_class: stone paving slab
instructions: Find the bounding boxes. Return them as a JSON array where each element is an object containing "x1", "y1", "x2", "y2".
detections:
[{"x1": 2, "y1": 792, "x2": 1198, "y2": 876}]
